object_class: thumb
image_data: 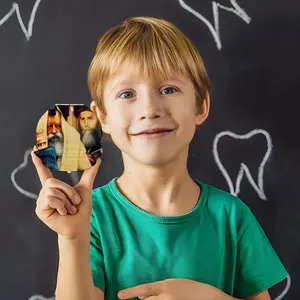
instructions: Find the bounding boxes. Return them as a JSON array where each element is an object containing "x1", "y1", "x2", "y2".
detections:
[
  {"x1": 77, "y1": 158, "x2": 101, "y2": 191},
  {"x1": 31, "y1": 151, "x2": 53, "y2": 186}
]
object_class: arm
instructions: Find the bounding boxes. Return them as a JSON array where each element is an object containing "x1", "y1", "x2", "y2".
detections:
[
  {"x1": 55, "y1": 235, "x2": 104, "y2": 300},
  {"x1": 233, "y1": 199, "x2": 287, "y2": 298}
]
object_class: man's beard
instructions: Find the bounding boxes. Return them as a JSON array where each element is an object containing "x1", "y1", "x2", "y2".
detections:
[
  {"x1": 80, "y1": 128, "x2": 101, "y2": 151},
  {"x1": 48, "y1": 132, "x2": 64, "y2": 157}
]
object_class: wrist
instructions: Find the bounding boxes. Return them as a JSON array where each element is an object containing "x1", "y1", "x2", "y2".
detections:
[{"x1": 58, "y1": 232, "x2": 90, "y2": 251}]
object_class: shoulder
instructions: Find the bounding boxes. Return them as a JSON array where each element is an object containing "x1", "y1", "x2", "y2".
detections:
[
  {"x1": 198, "y1": 180, "x2": 264, "y2": 240},
  {"x1": 197, "y1": 180, "x2": 249, "y2": 216},
  {"x1": 92, "y1": 180, "x2": 114, "y2": 204}
]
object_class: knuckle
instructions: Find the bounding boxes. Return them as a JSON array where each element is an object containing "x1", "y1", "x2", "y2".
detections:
[
  {"x1": 64, "y1": 199, "x2": 72, "y2": 209},
  {"x1": 36, "y1": 194, "x2": 44, "y2": 207},
  {"x1": 48, "y1": 187, "x2": 61, "y2": 198},
  {"x1": 44, "y1": 177, "x2": 57, "y2": 187},
  {"x1": 46, "y1": 196, "x2": 56, "y2": 206}
]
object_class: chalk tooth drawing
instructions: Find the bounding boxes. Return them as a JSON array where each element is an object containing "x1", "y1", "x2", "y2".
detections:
[
  {"x1": 70, "y1": 171, "x2": 80, "y2": 185},
  {"x1": 213, "y1": 129, "x2": 272, "y2": 200},
  {"x1": 274, "y1": 273, "x2": 291, "y2": 300},
  {"x1": 0, "y1": 0, "x2": 42, "y2": 41},
  {"x1": 28, "y1": 295, "x2": 54, "y2": 300},
  {"x1": 11, "y1": 148, "x2": 38, "y2": 199},
  {"x1": 12, "y1": 148, "x2": 78, "y2": 197},
  {"x1": 178, "y1": 0, "x2": 251, "y2": 50}
]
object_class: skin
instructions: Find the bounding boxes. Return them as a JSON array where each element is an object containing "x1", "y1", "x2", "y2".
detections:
[
  {"x1": 31, "y1": 151, "x2": 101, "y2": 300},
  {"x1": 47, "y1": 113, "x2": 62, "y2": 135},
  {"x1": 79, "y1": 110, "x2": 98, "y2": 131},
  {"x1": 91, "y1": 64, "x2": 208, "y2": 216},
  {"x1": 90, "y1": 63, "x2": 271, "y2": 300},
  {"x1": 117, "y1": 279, "x2": 271, "y2": 300}
]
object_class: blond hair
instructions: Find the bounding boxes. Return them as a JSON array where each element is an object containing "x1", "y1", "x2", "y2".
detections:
[{"x1": 87, "y1": 16, "x2": 210, "y2": 114}]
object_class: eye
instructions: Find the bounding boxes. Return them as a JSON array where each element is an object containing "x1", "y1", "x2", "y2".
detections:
[
  {"x1": 161, "y1": 87, "x2": 178, "y2": 95},
  {"x1": 119, "y1": 90, "x2": 135, "y2": 99}
]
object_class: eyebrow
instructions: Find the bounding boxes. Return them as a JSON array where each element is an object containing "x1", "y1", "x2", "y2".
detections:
[
  {"x1": 168, "y1": 77, "x2": 187, "y2": 86},
  {"x1": 109, "y1": 80, "x2": 134, "y2": 93},
  {"x1": 109, "y1": 77, "x2": 187, "y2": 93},
  {"x1": 48, "y1": 122, "x2": 61, "y2": 125}
]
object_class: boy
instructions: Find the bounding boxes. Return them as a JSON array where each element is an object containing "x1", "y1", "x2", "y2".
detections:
[{"x1": 32, "y1": 16, "x2": 287, "y2": 300}]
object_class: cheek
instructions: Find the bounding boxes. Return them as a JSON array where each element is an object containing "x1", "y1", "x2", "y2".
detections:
[
  {"x1": 175, "y1": 104, "x2": 197, "y2": 128},
  {"x1": 107, "y1": 107, "x2": 130, "y2": 135}
]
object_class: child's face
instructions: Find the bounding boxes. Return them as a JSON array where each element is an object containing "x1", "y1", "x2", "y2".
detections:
[{"x1": 95, "y1": 64, "x2": 209, "y2": 166}]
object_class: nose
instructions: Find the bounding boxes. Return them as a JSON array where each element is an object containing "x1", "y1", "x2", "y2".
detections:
[
  {"x1": 50, "y1": 125, "x2": 58, "y2": 134},
  {"x1": 137, "y1": 92, "x2": 164, "y2": 121},
  {"x1": 84, "y1": 119, "x2": 88, "y2": 127}
]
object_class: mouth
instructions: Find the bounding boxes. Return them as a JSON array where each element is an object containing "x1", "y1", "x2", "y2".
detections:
[{"x1": 132, "y1": 128, "x2": 174, "y2": 138}]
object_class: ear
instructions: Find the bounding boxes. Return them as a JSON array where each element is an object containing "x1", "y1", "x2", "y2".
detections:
[
  {"x1": 90, "y1": 101, "x2": 111, "y2": 134},
  {"x1": 195, "y1": 93, "x2": 210, "y2": 126}
]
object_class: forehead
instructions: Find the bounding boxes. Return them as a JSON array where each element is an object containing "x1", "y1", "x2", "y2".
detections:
[
  {"x1": 80, "y1": 110, "x2": 94, "y2": 117},
  {"x1": 105, "y1": 62, "x2": 190, "y2": 92},
  {"x1": 48, "y1": 113, "x2": 61, "y2": 123}
]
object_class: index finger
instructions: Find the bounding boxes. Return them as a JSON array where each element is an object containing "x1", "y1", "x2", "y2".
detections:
[
  {"x1": 118, "y1": 281, "x2": 162, "y2": 299},
  {"x1": 31, "y1": 151, "x2": 53, "y2": 186}
]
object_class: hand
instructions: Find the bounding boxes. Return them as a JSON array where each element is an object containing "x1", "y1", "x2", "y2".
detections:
[
  {"x1": 31, "y1": 151, "x2": 101, "y2": 240},
  {"x1": 118, "y1": 278, "x2": 233, "y2": 300}
]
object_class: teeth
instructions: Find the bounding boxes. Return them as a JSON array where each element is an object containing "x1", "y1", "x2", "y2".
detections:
[{"x1": 213, "y1": 129, "x2": 272, "y2": 200}]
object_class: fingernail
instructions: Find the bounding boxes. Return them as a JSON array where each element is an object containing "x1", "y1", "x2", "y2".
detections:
[
  {"x1": 74, "y1": 195, "x2": 81, "y2": 205},
  {"x1": 71, "y1": 206, "x2": 77, "y2": 214}
]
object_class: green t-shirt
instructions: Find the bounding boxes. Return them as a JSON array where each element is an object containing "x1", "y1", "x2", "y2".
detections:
[{"x1": 90, "y1": 177, "x2": 287, "y2": 300}]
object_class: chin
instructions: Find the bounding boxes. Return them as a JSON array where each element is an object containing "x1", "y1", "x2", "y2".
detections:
[{"x1": 133, "y1": 149, "x2": 184, "y2": 166}]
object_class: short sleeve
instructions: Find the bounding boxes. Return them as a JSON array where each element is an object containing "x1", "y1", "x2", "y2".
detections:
[
  {"x1": 233, "y1": 200, "x2": 288, "y2": 298},
  {"x1": 90, "y1": 211, "x2": 105, "y2": 292}
]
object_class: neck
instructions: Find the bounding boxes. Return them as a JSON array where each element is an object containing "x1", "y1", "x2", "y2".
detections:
[{"x1": 116, "y1": 147, "x2": 200, "y2": 216}]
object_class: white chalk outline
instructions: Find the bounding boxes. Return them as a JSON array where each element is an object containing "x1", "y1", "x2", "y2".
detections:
[
  {"x1": 11, "y1": 147, "x2": 79, "y2": 199},
  {"x1": 213, "y1": 129, "x2": 272, "y2": 200},
  {"x1": 28, "y1": 295, "x2": 54, "y2": 300},
  {"x1": 11, "y1": 148, "x2": 38, "y2": 199},
  {"x1": 274, "y1": 273, "x2": 291, "y2": 300},
  {"x1": 13, "y1": 141, "x2": 290, "y2": 299},
  {"x1": 178, "y1": 0, "x2": 251, "y2": 50},
  {"x1": 0, "y1": 0, "x2": 42, "y2": 41}
]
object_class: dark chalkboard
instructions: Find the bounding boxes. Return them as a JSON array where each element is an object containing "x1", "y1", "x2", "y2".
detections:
[{"x1": 1, "y1": 0, "x2": 298, "y2": 299}]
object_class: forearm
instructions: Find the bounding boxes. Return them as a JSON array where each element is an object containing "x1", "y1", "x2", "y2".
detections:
[{"x1": 55, "y1": 235, "x2": 97, "y2": 300}]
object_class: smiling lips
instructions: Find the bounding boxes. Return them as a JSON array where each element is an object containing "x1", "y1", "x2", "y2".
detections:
[{"x1": 132, "y1": 128, "x2": 174, "y2": 138}]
